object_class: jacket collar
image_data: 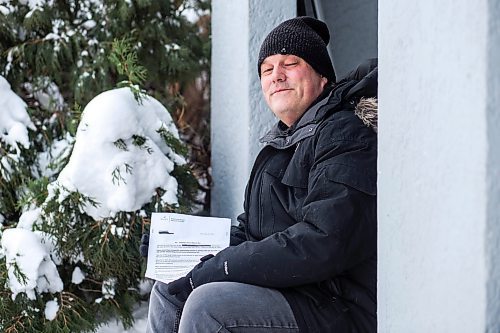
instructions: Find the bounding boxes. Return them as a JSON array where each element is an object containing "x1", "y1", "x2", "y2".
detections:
[
  {"x1": 259, "y1": 82, "x2": 352, "y2": 149},
  {"x1": 259, "y1": 86, "x2": 333, "y2": 145}
]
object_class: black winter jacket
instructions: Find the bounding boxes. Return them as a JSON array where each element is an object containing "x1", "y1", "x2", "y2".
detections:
[{"x1": 192, "y1": 59, "x2": 378, "y2": 333}]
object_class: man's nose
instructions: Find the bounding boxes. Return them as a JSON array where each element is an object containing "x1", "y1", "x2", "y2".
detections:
[{"x1": 271, "y1": 67, "x2": 286, "y2": 82}]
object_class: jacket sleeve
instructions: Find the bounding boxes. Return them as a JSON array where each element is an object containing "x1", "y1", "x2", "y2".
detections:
[
  {"x1": 229, "y1": 213, "x2": 248, "y2": 246},
  {"x1": 191, "y1": 114, "x2": 377, "y2": 288}
]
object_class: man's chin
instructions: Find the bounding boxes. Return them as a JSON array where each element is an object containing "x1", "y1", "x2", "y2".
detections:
[
  {"x1": 270, "y1": 106, "x2": 291, "y2": 117},
  {"x1": 271, "y1": 108, "x2": 302, "y2": 124},
  {"x1": 269, "y1": 100, "x2": 294, "y2": 113}
]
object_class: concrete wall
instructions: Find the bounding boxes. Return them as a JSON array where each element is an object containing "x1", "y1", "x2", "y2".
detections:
[
  {"x1": 378, "y1": 0, "x2": 500, "y2": 331},
  {"x1": 319, "y1": 0, "x2": 378, "y2": 78},
  {"x1": 211, "y1": 0, "x2": 295, "y2": 222},
  {"x1": 487, "y1": 1, "x2": 500, "y2": 331}
]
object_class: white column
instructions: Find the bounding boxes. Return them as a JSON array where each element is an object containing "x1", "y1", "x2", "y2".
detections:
[
  {"x1": 378, "y1": 0, "x2": 500, "y2": 331},
  {"x1": 211, "y1": 0, "x2": 295, "y2": 222},
  {"x1": 486, "y1": 0, "x2": 500, "y2": 329}
]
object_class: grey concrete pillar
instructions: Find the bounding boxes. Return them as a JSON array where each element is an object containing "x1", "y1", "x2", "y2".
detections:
[
  {"x1": 211, "y1": 0, "x2": 295, "y2": 222},
  {"x1": 378, "y1": 0, "x2": 500, "y2": 331},
  {"x1": 319, "y1": 0, "x2": 378, "y2": 79}
]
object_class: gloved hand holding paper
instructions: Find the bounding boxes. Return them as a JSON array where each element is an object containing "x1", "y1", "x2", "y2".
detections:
[{"x1": 145, "y1": 213, "x2": 231, "y2": 284}]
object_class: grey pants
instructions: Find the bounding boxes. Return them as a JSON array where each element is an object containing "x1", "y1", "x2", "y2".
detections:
[{"x1": 146, "y1": 281, "x2": 300, "y2": 333}]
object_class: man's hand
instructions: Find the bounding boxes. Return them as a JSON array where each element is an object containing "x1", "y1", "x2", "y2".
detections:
[
  {"x1": 139, "y1": 233, "x2": 149, "y2": 257},
  {"x1": 168, "y1": 272, "x2": 195, "y2": 303},
  {"x1": 167, "y1": 254, "x2": 215, "y2": 302}
]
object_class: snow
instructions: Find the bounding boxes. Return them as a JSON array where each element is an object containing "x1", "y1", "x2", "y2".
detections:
[
  {"x1": 50, "y1": 87, "x2": 185, "y2": 219},
  {"x1": 110, "y1": 224, "x2": 125, "y2": 237},
  {"x1": 165, "y1": 43, "x2": 180, "y2": 52},
  {"x1": 44, "y1": 299, "x2": 59, "y2": 320},
  {"x1": 44, "y1": 33, "x2": 59, "y2": 41},
  {"x1": 177, "y1": 0, "x2": 210, "y2": 23},
  {"x1": 0, "y1": 82, "x2": 181, "y2": 331},
  {"x1": 36, "y1": 132, "x2": 74, "y2": 178},
  {"x1": 17, "y1": 208, "x2": 42, "y2": 229},
  {"x1": 71, "y1": 266, "x2": 85, "y2": 284},
  {"x1": 0, "y1": 75, "x2": 36, "y2": 154},
  {"x1": 4, "y1": 48, "x2": 15, "y2": 74},
  {"x1": 0, "y1": 5, "x2": 10, "y2": 15},
  {"x1": 19, "y1": 0, "x2": 47, "y2": 10},
  {"x1": 21, "y1": 0, "x2": 54, "y2": 19},
  {"x1": 0, "y1": 75, "x2": 36, "y2": 182},
  {"x1": 1, "y1": 228, "x2": 63, "y2": 300},
  {"x1": 82, "y1": 19, "x2": 96, "y2": 29},
  {"x1": 24, "y1": 77, "x2": 65, "y2": 111},
  {"x1": 96, "y1": 302, "x2": 148, "y2": 333},
  {"x1": 138, "y1": 279, "x2": 154, "y2": 296},
  {"x1": 102, "y1": 277, "x2": 116, "y2": 299}
]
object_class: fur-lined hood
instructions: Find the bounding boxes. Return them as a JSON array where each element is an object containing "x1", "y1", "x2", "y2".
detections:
[
  {"x1": 355, "y1": 97, "x2": 378, "y2": 133},
  {"x1": 343, "y1": 58, "x2": 378, "y2": 133}
]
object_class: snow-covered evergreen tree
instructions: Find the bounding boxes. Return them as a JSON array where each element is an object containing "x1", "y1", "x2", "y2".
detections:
[{"x1": 0, "y1": 0, "x2": 210, "y2": 331}]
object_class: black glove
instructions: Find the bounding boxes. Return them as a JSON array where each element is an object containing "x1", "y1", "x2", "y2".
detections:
[
  {"x1": 167, "y1": 254, "x2": 214, "y2": 302},
  {"x1": 139, "y1": 233, "x2": 149, "y2": 257},
  {"x1": 167, "y1": 272, "x2": 195, "y2": 303}
]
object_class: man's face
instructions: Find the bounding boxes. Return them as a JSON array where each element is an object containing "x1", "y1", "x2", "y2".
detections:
[{"x1": 260, "y1": 54, "x2": 327, "y2": 127}]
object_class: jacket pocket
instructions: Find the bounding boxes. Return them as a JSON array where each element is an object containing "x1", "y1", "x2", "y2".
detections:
[
  {"x1": 281, "y1": 165, "x2": 308, "y2": 189},
  {"x1": 324, "y1": 163, "x2": 376, "y2": 196},
  {"x1": 259, "y1": 170, "x2": 299, "y2": 235}
]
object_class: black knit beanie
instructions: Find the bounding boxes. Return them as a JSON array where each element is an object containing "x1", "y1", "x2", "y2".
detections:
[{"x1": 258, "y1": 16, "x2": 336, "y2": 83}]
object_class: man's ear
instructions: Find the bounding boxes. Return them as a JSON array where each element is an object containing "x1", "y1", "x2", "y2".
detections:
[{"x1": 321, "y1": 76, "x2": 328, "y2": 88}]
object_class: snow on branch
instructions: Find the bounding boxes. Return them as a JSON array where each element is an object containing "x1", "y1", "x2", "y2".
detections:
[{"x1": 50, "y1": 87, "x2": 186, "y2": 220}]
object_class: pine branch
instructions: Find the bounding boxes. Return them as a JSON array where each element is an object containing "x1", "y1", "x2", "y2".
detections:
[
  {"x1": 157, "y1": 126, "x2": 188, "y2": 157},
  {"x1": 0, "y1": 1, "x2": 211, "y2": 330},
  {"x1": 108, "y1": 38, "x2": 148, "y2": 103}
]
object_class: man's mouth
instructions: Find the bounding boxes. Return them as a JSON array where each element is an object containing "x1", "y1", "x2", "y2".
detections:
[{"x1": 271, "y1": 88, "x2": 292, "y2": 95}]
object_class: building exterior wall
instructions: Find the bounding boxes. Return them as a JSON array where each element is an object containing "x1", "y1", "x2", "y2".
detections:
[
  {"x1": 211, "y1": 0, "x2": 295, "y2": 222},
  {"x1": 487, "y1": 1, "x2": 500, "y2": 330},
  {"x1": 378, "y1": 0, "x2": 499, "y2": 331},
  {"x1": 320, "y1": 0, "x2": 378, "y2": 78},
  {"x1": 247, "y1": 1, "x2": 297, "y2": 162},
  {"x1": 211, "y1": 0, "x2": 250, "y2": 221}
]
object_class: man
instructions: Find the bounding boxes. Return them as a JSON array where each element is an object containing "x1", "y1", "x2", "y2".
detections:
[{"x1": 146, "y1": 16, "x2": 378, "y2": 332}]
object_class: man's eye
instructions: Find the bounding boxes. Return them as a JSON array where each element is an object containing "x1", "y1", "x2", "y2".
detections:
[
  {"x1": 284, "y1": 62, "x2": 298, "y2": 67},
  {"x1": 261, "y1": 68, "x2": 272, "y2": 75}
]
